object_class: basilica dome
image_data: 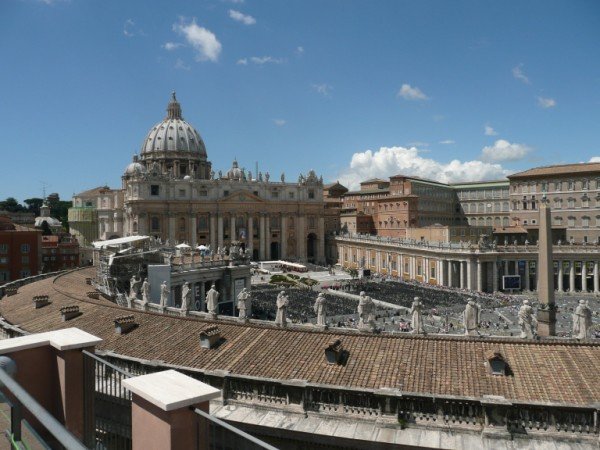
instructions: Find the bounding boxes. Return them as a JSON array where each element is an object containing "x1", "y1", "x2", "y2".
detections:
[{"x1": 140, "y1": 92, "x2": 207, "y2": 158}]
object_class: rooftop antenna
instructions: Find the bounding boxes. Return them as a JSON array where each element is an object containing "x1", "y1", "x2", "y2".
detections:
[{"x1": 255, "y1": 161, "x2": 258, "y2": 180}]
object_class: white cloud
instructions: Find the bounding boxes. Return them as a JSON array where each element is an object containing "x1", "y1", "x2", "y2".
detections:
[
  {"x1": 228, "y1": 9, "x2": 256, "y2": 25},
  {"x1": 589, "y1": 157, "x2": 600, "y2": 162},
  {"x1": 174, "y1": 58, "x2": 190, "y2": 70},
  {"x1": 296, "y1": 46, "x2": 304, "y2": 55},
  {"x1": 537, "y1": 96, "x2": 556, "y2": 108},
  {"x1": 238, "y1": 56, "x2": 284, "y2": 65},
  {"x1": 162, "y1": 42, "x2": 183, "y2": 51},
  {"x1": 222, "y1": 0, "x2": 244, "y2": 3},
  {"x1": 337, "y1": 146, "x2": 509, "y2": 190},
  {"x1": 512, "y1": 63, "x2": 530, "y2": 84},
  {"x1": 236, "y1": 58, "x2": 248, "y2": 65},
  {"x1": 397, "y1": 84, "x2": 428, "y2": 101},
  {"x1": 484, "y1": 125, "x2": 498, "y2": 136},
  {"x1": 173, "y1": 18, "x2": 221, "y2": 62},
  {"x1": 273, "y1": 119, "x2": 286, "y2": 127},
  {"x1": 480, "y1": 139, "x2": 532, "y2": 163},
  {"x1": 407, "y1": 141, "x2": 429, "y2": 148},
  {"x1": 123, "y1": 19, "x2": 145, "y2": 37},
  {"x1": 439, "y1": 140, "x2": 455, "y2": 145},
  {"x1": 311, "y1": 83, "x2": 332, "y2": 97}
]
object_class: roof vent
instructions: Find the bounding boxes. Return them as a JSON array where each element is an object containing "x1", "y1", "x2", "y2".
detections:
[
  {"x1": 325, "y1": 339, "x2": 348, "y2": 365},
  {"x1": 33, "y1": 295, "x2": 50, "y2": 309},
  {"x1": 114, "y1": 315, "x2": 137, "y2": 334},
  {"x1": 60, "y1": 305, "x2": 81, "y2": 321},
  {"x1": 85, "y1": 277, "x2": 93, "y2": 285},
  {"x1": 5, "y1": 287, "x2": 18, "y2": 297},
  {"x1": 486, "y1": 349, "x2": 509, "y2": 376},
  {"x1": 87, "y1": 291, "x2": 100, "y2": 300},
  {"x1": 199, "y1": 326, "x2": 221, "y2": 349}
]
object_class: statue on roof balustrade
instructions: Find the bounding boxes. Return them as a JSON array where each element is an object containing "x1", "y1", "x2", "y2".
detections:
[
  {"x1": 314, "y1": 293, "x2": 326, "y2": 327},
  {"x1": 159, "y1": 281, "x2": 170, "y2": 308},
  {"x1": 463, "y1": 299, "x2": 480, "y2": 336},
  {"x1": 518, "y1": 300, "x2": 537, "y2": 339},
  {"x1": 572, "y1": 299, "x2": 592, "y2": 340},
  {"x1": 181, "y1": 281, "x2": 191, "y2": 312},
  {"x1": 275, "y1": 291, "x2": 289, "y2": 327},
  {"x1": 410, "y1": 297, "x2": 424, "y2": 334},
  {"x1": 206, "y1": 284, "x2": 220, "y2": 317},
  {"x1": 237, "y1": 288, "x2": 251, "y2": 321},
  {"x1": 357, "y1": 291, "x2": 374, "y2": 331},
  {"x1": 141, "y1": 278, "x2": 150, "y2": 304}
]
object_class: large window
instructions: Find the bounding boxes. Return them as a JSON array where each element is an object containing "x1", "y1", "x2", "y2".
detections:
[{"x1": 150, "y1": 185, "x2": 160, "y2": 196}]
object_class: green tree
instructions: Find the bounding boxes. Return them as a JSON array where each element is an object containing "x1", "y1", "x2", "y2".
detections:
[
  {"x1": 24, "y1": 198, "x2": 44, "y2": 216},
  {"x1": 0, "y1": 197, "x2": 25, "y2": 212}
]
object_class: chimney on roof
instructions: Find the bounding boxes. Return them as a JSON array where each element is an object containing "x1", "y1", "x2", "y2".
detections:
[
  {"x1": 33, "y1": 295, "x2": 50, "y2": 309},
  {"x1": 199, "y1": 326, "x2": 221, "y2": 349},
  {"x1": 5, "y1": 287, "x2": 18, "y2": 297},
  {"x1": 114, "y1": 315, "x2": 136, "y2": 334},
  {"x1": 60, "y1": 305, "x2": 81, "y2": 321},
  {"x1": 87, "y1": 291, "x2": 100, "y2": 300},
  {"x1": 324, "y1": 339, "x2": 346, "y2": 365}
]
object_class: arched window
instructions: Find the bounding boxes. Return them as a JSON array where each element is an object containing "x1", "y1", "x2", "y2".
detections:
[{"x1": 502, "y1": 217, "x2": 509, "y2": 227}]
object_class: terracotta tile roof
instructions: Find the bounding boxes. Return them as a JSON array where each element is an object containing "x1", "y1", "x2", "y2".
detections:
[
  {"x1": 1, "y1": 269, "x2": 599, "y2": 406},
  {"x1": 508, "y1": 162, "x2": 600, "y2": 179}
]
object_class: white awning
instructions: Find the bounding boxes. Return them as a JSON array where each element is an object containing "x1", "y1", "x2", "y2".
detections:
[
  {"x1": 93, "y1": 235, "x2": 150, "y2": 249},
  {"x1": 176, "y1": 243, "x2": 191, "y2": 249}
]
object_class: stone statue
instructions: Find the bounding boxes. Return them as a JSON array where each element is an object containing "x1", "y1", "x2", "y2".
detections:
[
  {"x1": 258, "y1": 172, "x2": 263, "y2": 182},
  {"x1": 275, "y1": 291, "x2": 289, "y2": 326},
  {"x1": 141, "y1": 278, "x2": 150, "y2": 304},
  {"x1": 181, "y1": 281, "x2": 191, "y2": 312},
  {"x1": 463, "y1": 299, "x2": 480, "y2": 336},
  {"x1": 410, "y1": 297, "x2": 424, "y2": 334},
  {"x1": 237, "y1": 288, "x2": 251, "y2": 321},
  {"x1": 210, "y1": 170, "x2": 215, "y2": 180},
  {"x1": 518, "y1": 300, "x2": 537, "y2": 339},
  {"x1": 572, "y1": 299, "x2": 592, "y2": 339},
  {"x1": 357, "y1": 291, "x2": 374, "y2": 330},
  {"x1": 281, "y1": 173, "x2": 285, "y2": 183},
  {"x1": 265, "y1": 172, "x2": 270, "y2": 182},
  {"x1": 218, "y1": 170, "x2": 223, "y2": 179},
  {"x1": 313, "y1": 293, "x2": 326, "y2": 326},
  {"x1": 206, "y1": 284, "x2": 220, "y2": 316},
  {"x1": 129, "y1": 275, "x2": 141, "y2": 299},
  {"x1": 159, "y1": 281, "x2": 170, "y2": 308}
]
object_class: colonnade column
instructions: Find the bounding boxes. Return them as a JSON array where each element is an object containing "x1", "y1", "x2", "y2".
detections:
[
  {"x1": 265, "y1": 215, "x2": 271, "y2": 260},
  {"x1": 492, "y1": 261, "x2": 498, "y2": 292},
  {"x1": 569, "y1": 261, "x2": 576, "y2": 293},
  {"x1": 247, "y1": 215, "x2": 254, "y2": 259},
  {"x1": 476, "y1": 260, "x2": 483, "y2": 292},
  {"x1": 189, "y1": 215, "x2": 197, "y2": 248},
  {"x1": 460, "y1": 261, "x2": 466, "y2": 289},
  {"x1": 259, "y1": 214, "x2": 266, "y2": 260},
  {"x1": 557, "y1": 261, "x2": 564, "y2": 292},
  {"x1": 399, "y1": 254, "x2": 404, "y2": 279},
  {"x1": 594, "y1": 261, "x2": 599, "y2": 293},
  {"x1": 525, "y1": 260, "x2": 531, "y2": 291},
  {"x1": 210, "y1": 214, "x2": 217, "y2": 251},
  {"x1": 280, "y1": 215, "x2": 287, "y2": 260},
  {"x1": 467, "y1": 260, "x2": 473, "y2": 290},
  {"x1": 582, "y1": 262, "x2": 588, "y2": 292},
  {"x1": 217, "y1": 214, "x2": 223, "y2": 251},
  {"x1": 447, "y1": 261, "x2": 453, "y2": 288},
  {"x1": 439, "y1": 260, "x2": 445, "y2": 286},
  {"x1": 317, "y1": 217, "x2": 325, "y2": 264}
]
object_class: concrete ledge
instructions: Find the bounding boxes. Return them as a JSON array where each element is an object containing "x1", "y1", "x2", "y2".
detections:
[
  {"x1": 123, "y1": 369, "x2": 221, "y2": 411},
  {"x1": 0, "y1": 328, "x2": 102, "y2": 354}
]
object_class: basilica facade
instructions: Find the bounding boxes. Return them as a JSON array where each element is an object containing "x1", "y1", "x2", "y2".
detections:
[{"x1": 72, "y1": 93, "x2": 326, "y2": 263}]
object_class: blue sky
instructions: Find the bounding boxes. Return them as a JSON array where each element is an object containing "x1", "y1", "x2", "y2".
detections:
[{"x1": 1, "y1": 0, "x2": 599, "y2": 201}]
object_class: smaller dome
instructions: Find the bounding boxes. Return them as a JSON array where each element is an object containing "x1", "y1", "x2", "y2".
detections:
[
  {"x1": 124, "y1": 155, "x2": 146, "y2": 176},
  {"x1": 226, "y1": 159, "x2": 243, "y2": 180},
  {"x1": 35, "y1": 216, "x2": 62, "y2": 228},
  {"x1": 183, "y1": 175, "x2": 192, "y2": 181}
]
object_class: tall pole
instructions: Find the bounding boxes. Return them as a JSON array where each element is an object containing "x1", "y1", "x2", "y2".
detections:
[{"x1": 537, "y1": 194, "x2": 556, "y2": 336}]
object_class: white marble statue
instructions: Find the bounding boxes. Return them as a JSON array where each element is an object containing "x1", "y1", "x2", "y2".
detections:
[
  {"x1": 463, "y1": 299, "x2": 480, "y2": 336},
  {"x1": 141, "y1": 278, "x2": 150, "y2": 304},
  {"x1": 313, "y1": 293, "x2": 326, "y2": 326},
  {"x1": 410, "y1": 297, "x2": 424, "y2": 334},
  {"x1": 181, "y1": 281, "x2": 191, "y2": 312},
  {"x1": 129, "y1": 275, "x2": 141, "y2": 299},
  {"x1": 572, "y1": 299, "x2": 592, "y2": 339},
  {"x1": 159, "y1": 281, "x2": 170, "y2": 308},
  {"x1": 518, "y1": 300, "x2": 537, "y2": 339},
  {"x1": 206, "y1": 284, "x2": 219, "y2": 316},
  {"x1": 237, "y1": 288, "x2": 251, "y2": 320},
  {"x1": 275, "y1": 291, "x2": 289, "y2": 326},
  {"x1": 357, "y1": 291, "x2": 374, "y2": 330}
]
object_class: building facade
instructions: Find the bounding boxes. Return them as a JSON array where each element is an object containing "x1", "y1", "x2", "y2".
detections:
[
  {"x1": 0, "y1": 216, "x2": 42, "y2": 282},
  {"x1": 451, "y1": 180, "x2": 510, "y2": 228},
  {"x1": 70, "y1": 93, "x2": 326, "y2": 264}
]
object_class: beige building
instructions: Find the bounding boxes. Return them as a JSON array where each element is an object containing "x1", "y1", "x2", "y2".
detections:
[
  {"x1": 70, "y1": 93, "x2": 326, "y2": 263},
  {"x1": 508, "y1": 162, "x2": 600, "y2": 243},
  {"x1": 405, "y1": 224, "x2": 492, "y2": 243},
  {"x1": 452, "y1": 180, "x2": 510, "y2": 228}
]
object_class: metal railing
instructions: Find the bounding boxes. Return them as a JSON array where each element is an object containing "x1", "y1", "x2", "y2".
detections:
[
  {"x1": 83, "y1": 350, "x2": 134, "y2": 449},
  {"x1": 0, "y1": 368, "x2": 87, "y2": 450},
  {"x1": 193, "y1": 407, "x2": 278, "y2": 450}
]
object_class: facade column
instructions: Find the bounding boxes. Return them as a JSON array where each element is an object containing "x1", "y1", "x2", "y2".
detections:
[
  {"x1": 525, "y1": 260, "x2": 531, "y2": 291},
  {"x1": 190, "y1": 215, "x2": 197, "y2": 247},
  {"x1": 247, "y1": 215, "x2": 254, "y2": 259},
  {"x1": 138, "y1": 214, "x2": 147, "y2": 236},
  {"x1": 230, "y1": 215, "x2": 236, "y2": 242},
  {"x1": 399, "y1": 254, "x2": 404, "y2": 279},
  {"x1": 447, "y1": 260, "x2": 453, "y2": 287},
  {"x1": 280, "y1": 215, "x2": 287, "y2": 260},
  {"x1": 460, "y1": 261, "x2": 466, "y2": 289},
  {"x1": 217, "y1": 214, "x2": 223, "y2": 250},
  {"x1": 594, "y1": 261, "x2": 599, "y2": 293},
  {"x1": 317, "y1": 216, "x2": 325, "y2": 264},
  {"x1": 259, "y1": 214, "x2": 266, "y2": 260},
  {"x1": 492, "y1": 261, "x2": 499, "y2": 292},
  {"x1": 582, "y1": 261, "x2": 588, "y2": 292},
  {"x1": 476, "y1": 260, "x2": 483, "y2": 292},
  {"x1": 297, "y1": 214, "x2": 306, "y2": 260},
  {"x1": 569, "y1": 261, "x2": 576, "y2": 292},
  {"x1": 467, "y1": 260, "x2": 473, "y2": 290},
  {"x1": 439, "y1": 260, "x2": 445, "y2": 286},
  {"x1": 210, "y1": 214, "x2": 217, "y2": 251},
  {"x1": 557, "y1": 261, "x2": 564, "y2": 292},
  {"x1": 168, "y1": 214, "x2": 176, "y2": 244},
  {"x1": 265, "y1": 215, "x2": 271, "y2": 260}
]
